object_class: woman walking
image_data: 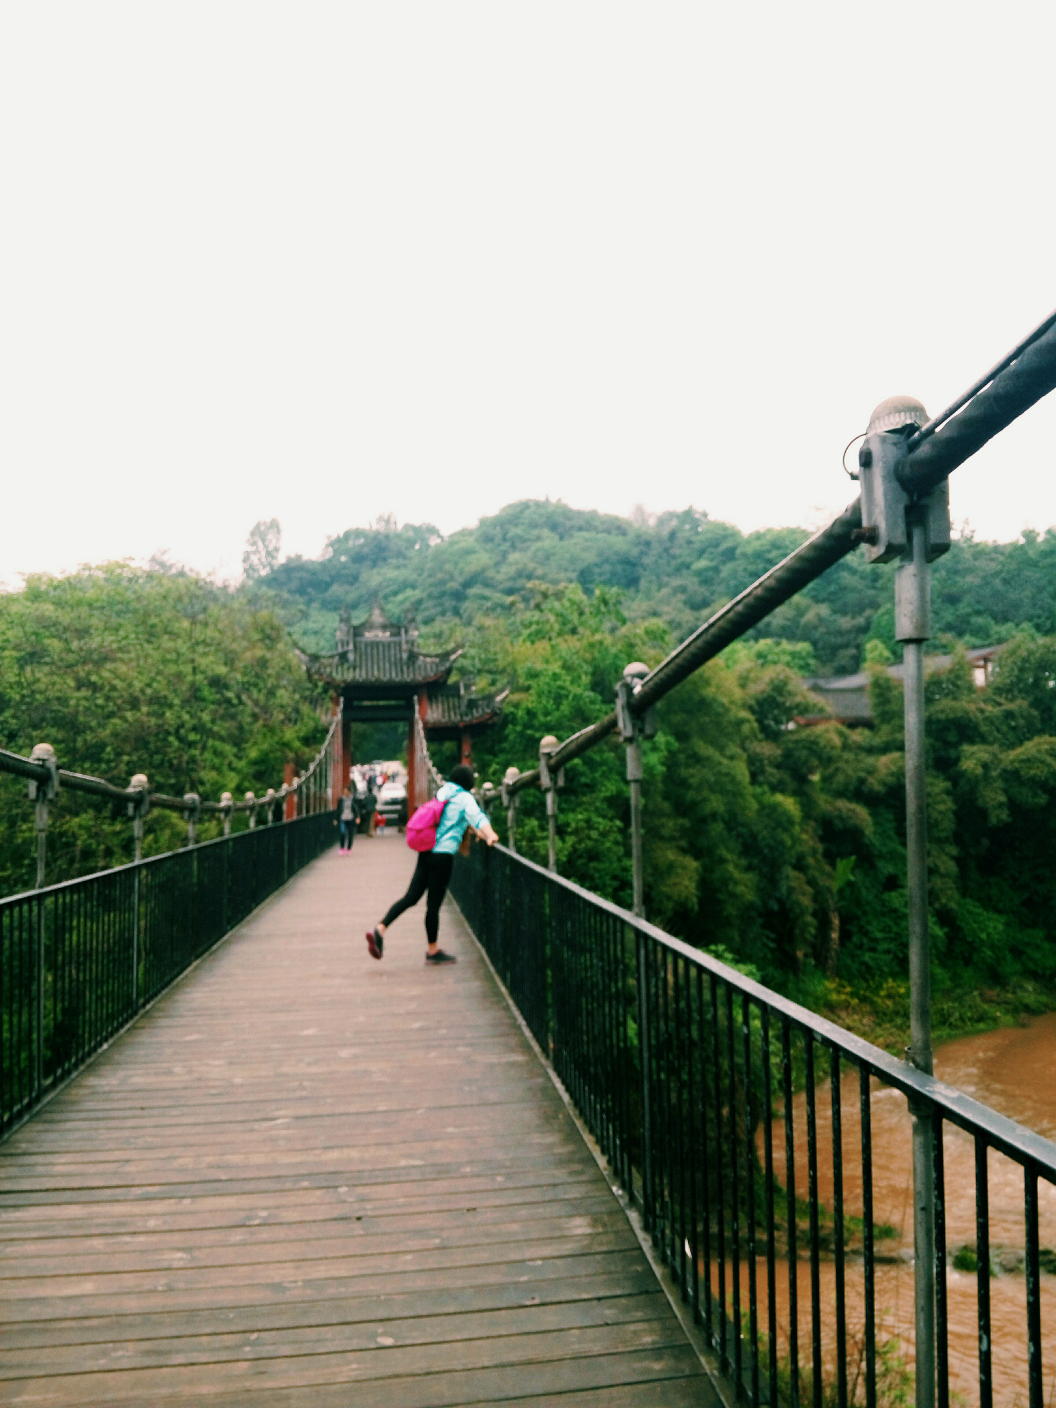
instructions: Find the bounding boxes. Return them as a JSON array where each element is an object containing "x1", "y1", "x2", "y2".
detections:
[
  {"x1": 367, "y1": 765, "x2": 497, "y2": 965},
  {"x1": 337, "y1": 786, "x2": 358, "y2": 852}
]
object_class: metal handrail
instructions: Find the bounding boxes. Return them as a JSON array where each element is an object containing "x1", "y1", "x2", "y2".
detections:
[
  {"x1": 499, "y1": 311, "x2": 1056, "y2": 797},
  {"x1": 451, "y1": 839, "x2": 1056, "y2": 1408},
  {"x1": 488, "y1": 841, "x2": 1056, "y2": 1177},
  {"x1": 0, "y1": 810, "x2": 337, "y2": 1137}
]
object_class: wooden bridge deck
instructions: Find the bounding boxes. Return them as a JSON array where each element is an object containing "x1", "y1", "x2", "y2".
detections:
[{"x1": 0, "y1": 836, "x2": 714, "y2": 1407}]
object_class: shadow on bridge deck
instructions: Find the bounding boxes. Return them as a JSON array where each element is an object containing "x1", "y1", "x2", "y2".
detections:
[{"x1": 0, "y1": 837, "x2": 715, "y2": 1408}]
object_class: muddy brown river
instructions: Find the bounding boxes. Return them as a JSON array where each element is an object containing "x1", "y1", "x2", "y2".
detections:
[{"x1": 726, "y1": 1013, "x2": 1056, "y2": 1407}]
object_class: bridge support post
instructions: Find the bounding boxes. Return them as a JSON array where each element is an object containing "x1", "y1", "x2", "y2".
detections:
[
  {"x1": 28, "y1": 743, "x2": 58, "y2": 889},
  {"x1": 539, "y1": 737, "x2": 559, "y2": 873},
  {"x1": 861, "y1": 396, "x2": 951, "y2": 1408},
  {"x1": 501, "y1": 767, "x2": 520, "y2": 853},
  {"x1": 617, "y1": 664, "x2": 654, "y2": 919},
  {"x1": 899, "y1": 515, "x2": 937, "y2": 1408},
  {"x1": 127, "y1": 776, "x2": 149, "y2": 1009}
]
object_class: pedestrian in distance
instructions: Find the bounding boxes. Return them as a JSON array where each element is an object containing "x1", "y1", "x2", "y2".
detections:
[
  {"x1": 363, "y1": 786, "x2": 377, "y2": 837},
  {"x1": 367, "y1": 764, "x2": 497, "y2": 965},
  {"x1": 337, "y1": 786, "x2": 357, "y2": 852}
]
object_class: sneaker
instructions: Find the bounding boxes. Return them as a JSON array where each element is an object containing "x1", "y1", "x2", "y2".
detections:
[
  {"x1": 366, "y1": 928, "x2": 384, "y2": 960},
  {"x1": 425, "y1": 949, "x2": 457, "y2": 965}
]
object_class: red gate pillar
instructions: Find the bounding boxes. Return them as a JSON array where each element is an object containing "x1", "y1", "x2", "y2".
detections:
[
  {"x1": 283, "y1": 760, "x2": 297, "y2": 819},
  {"x1": 406, "y1": 715, "x2": 417, "y2": 820},
  {"x1": 459, "y1": 728, "x2": 472, "y2": 768},
  {"x1": 338, "y1": 695, "x2": 351, "y2": 805}
]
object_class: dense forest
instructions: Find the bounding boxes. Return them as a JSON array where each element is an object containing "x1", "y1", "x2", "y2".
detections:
[
  {"x1": 264, "y1": 500, "x2": 1056, "y2": 677},
  {"x1": 257, "y1": 501, "x2": 1056, "y2": 1046},
  {"x1": 3, "y1": 500, "x2": 1055, "y2": 1047}
]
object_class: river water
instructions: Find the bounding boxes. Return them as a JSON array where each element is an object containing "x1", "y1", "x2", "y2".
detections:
[{"x1": 728, "y1": 1013, "x2": 1056, "y2": 1408}]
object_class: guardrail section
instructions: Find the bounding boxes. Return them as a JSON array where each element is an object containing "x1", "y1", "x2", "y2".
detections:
[
  {"x1": 1, "y1": 810, "x2": 335, "y2": 1136},
  {"x1": 452, "y1": 841, "x2": 1056, "y2": 1408}
]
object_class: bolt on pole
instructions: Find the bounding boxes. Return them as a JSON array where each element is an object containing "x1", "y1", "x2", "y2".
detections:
[{"x1": 860, "y1": 396, "x2": 951, "y2": 1408}]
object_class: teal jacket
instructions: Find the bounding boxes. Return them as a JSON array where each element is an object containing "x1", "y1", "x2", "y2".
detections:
[{"x1": 432, "y1": 783, "x2": 487, "y2": 855}]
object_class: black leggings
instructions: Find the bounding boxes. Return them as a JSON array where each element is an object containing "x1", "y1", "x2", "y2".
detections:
[
  {"x1": 381, "y1": 851, "x2": 455, "y2": 947},
  {"x1": 339, "y1": 819, "x2": 355, "y2": 849}
]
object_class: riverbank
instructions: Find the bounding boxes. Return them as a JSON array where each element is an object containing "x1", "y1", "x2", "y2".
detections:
[{"x1": 808, "y1": 974, "x2": 1056, "y2": 1059}]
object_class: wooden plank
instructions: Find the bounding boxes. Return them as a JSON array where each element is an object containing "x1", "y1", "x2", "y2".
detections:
[
  {"x1": 0, "y1": 841, "x2": 709, "y2": 1404},
  {"x1": 0, "y1": 1291, "x2": 670, "y2": 1374}
]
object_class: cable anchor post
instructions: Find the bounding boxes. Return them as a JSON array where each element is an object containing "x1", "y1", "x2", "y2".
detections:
[
  {"x1": 128, "y1": 774, "x2": 150, "y2": 863},
  {"x1": 28, "y1": 743, "x2": 59, "y2": 890},
  {"x1": 859, "y1": 395, "x2": 952, "y2": 1408},
  {"x1": 501, "y1": 766, "x2": 521, "y2": 853},
  {"x1": 538, "y1": 736, "x2": 560, "y2": 873},
  {"x1": 182, "y1": 793, "x2": 201, "y2": 848},
  {"x1": 617, "y1": 664, "x2": 655, "y2": 919}
]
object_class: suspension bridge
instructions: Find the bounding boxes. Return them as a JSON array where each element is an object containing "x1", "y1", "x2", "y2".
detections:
[{"x1": 3, "y1": 311, "x2": 1056, "y2": 1407}]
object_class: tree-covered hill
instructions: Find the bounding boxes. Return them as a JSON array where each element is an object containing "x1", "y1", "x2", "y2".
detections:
[{"x1": 263, "y1": 501, "x2": 1056, "y2": 676}]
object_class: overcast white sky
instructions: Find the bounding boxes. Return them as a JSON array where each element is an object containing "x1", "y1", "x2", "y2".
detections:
[{"x1": 2, "y1": 2, "x2": 1054, "y2": 586}]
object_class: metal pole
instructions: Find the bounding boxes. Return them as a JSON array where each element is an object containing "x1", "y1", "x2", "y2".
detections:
[
  {"x1": 132, "y1": 867, "x2": 140, "y2": 1009},
  {"x1": 34, "y1": 795, "x2": 48, "y2": 889},
  {"x1": 636, "y1": 931, "x2": 653, "y2": 1225},
  {"x1": 502, "y1": 767, "x2": 520, "y2": 853},
  {"x1": 539, "y1": 737, "x2": 559, "y2": 874},
  {"x1": 898, "y1": 516, "x2": 936, "y2": 1408},
  {"x1": 627, "y1": 737, "x2": 644, "y2": 918},
  {"x1": 617, "y1": 663, "x2": 651, "y2": 920}
]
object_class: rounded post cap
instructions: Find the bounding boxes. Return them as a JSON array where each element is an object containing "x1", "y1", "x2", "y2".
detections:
[
  {"x1": 244, "y1": 790, "x2": 255, "y2": 802},
  {"x1": 503, "y1": 765, "x2": 521, "y2": 786},
  {"x1": 539, "y1": 734, "x2": 559, "y2": 755},
  {"x1": 30, "y1": 742, "x2": 56, "y2": 762},
  {"x1": 866, "y1": 395, "x2": 929, "y2": 436},
  {"x1": 220, "y1": 791, "x2": 233, "y2": 805},
  {"x1": 481, "y1": 781, "x2": 496, "y2": 797},
  {"x1": 265, "y1": 788, "x2": 276, "y2": 800},
  {"x1": 623, "y1": 661, "x2": 650, "y2": 683},
  {"x1": 129, "y1": 773, "x2": 149, "y2": 791}
]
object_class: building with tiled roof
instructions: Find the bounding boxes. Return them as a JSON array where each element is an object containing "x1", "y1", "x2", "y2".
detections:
[{"x1": 301, "y1": 602, "x2": 507, "y2": 811}]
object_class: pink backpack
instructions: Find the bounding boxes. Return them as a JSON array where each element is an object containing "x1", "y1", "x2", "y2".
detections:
[{"x1": 406, "y1": 795, "x2": 447, "y2": 852}]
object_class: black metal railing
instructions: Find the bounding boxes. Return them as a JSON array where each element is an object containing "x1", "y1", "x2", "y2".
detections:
[
  {"x1": 451, "y1": 841, "x2": 1056, "y2": 1408},
  {"x1": 0, "y1": 809, "x2": 336, "y2": 1135}
]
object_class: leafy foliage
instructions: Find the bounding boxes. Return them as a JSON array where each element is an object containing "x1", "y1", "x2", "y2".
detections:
[
  {"x1": 0, "y1": 563, "x2": 326, "y2": 894},
  {"x1": 264, "y1": 500, "x2": 1056, "y2": 675}
]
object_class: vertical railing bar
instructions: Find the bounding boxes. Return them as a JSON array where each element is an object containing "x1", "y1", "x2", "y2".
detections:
[
  {"x1": 726, "y1": 980, "x2": 742, "y2": 1392},
  {"x1": 636, "y1": 929, "x2": 653, "y2": 1233},
  {"x1": 831, "y1": 1048, "x2": 848, "y2": 1408},
  {"x1": 975, "y1": 1134, "x2": 993, "y2": 1408},
  {"x1": 712, "y1": 973, "x2": 728, "y2": 1374},
  {"x1": 860, "y1": 1062, "x2": 876, "y2": 1408},
  {"x1": 933, "y1": 1111, "x2": 949, "y2": 1408},
  {"x1": 1024, "y1": 1162, "x2": 1043, "y2": 1408},
  {"x1": 675, "y1": 954, "x2": 688, "y2": 1302},
  {"x1": 698, "y1": 965, "x2": 714, "y2": 1344},
  {"x1": 743, "y1": 993, "x2": 759, "y2": 1407},
  {"x1": 783, "y1": 1019, "x2": 800, "y2": 1408},
  {"x1": 761, "y1": 1005, "x2": 778, "y2": 1408},
  {"x1": 804, "y1": 1034, "x2": 822, "y2": 1408},
  {"x1": 661, "y1": 945, "x2": 675, "y2": 1266},
  {"x1": 687, "y1": 956, "x2": 701, "y2": 1327}
]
